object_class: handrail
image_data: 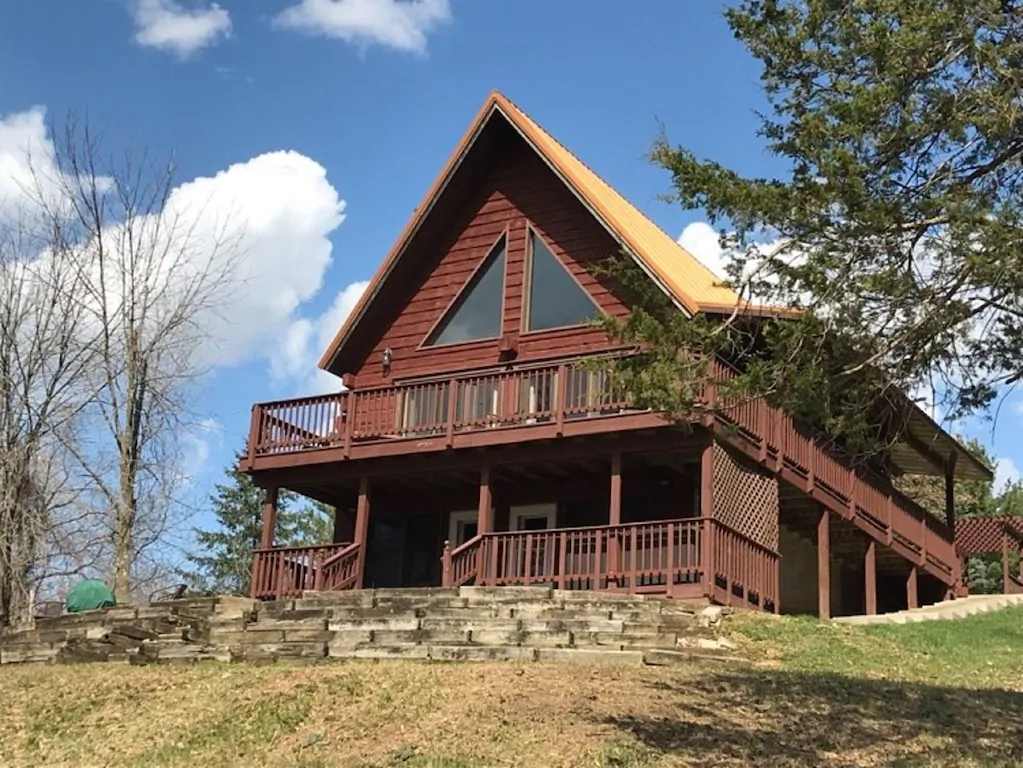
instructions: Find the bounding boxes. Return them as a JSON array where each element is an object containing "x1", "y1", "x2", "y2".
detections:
[
  {"x1": 320, "y1": 541, "x2": 359, "y2": 568},
  {"x1": 250, "y1": 541, "x2": 357, "y2": 600},
  {"x1": 705, "y1": 357, "x2": 957, "y2": 580},
  {"x1": 252, "y1": 542, "x2": 353, "y2": 556},
  {"x1": 441, "y1": 535, "x2": 483, "y2": 587}
]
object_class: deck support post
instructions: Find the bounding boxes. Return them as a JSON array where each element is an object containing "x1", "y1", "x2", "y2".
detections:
[
  {"x1": 700, "y1": 436, "x2": 715, "y2": 600},
  {"x1": 864, "y1": 540, "x2": 877, "y2": 616},
  {"x1": 608, "y1": 451, "x2": 622, "y2": 585},
  {"x1": 818, "y1": 506, "x2": 830, "y2": 620},
  {"x1": 354, "y1": 477, "x2": 371, "y2": 589},
  {"x1": 907, "y1": 565, "x2": 918, "y2": 609},
  {"x1": 260, "y1": 487, "x2": 278, "y2": 549},
  {"x1": 477, "y1": 465, "x2": 492, "y2": 535},
  {"x1": 1003, "y1": 531, "x2": 1011, "y2": 593},
  {"x1": 609, "y1": 451, "x2": 622, "y2": 526}
]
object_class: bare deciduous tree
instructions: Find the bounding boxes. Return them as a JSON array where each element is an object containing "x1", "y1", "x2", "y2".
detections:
[
  {"x1": 45, "y1": 121, "x2": 240, "y2": 602},
  {"x1": 0, "y1": 214, "x2": 99, "y2": 625}
]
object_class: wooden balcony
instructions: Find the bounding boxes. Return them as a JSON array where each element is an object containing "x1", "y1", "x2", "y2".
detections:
[
  {"x1": 244, "y1": 353, "x2": 961, "y2": 590},
  {"x1": 244, "y1": 356, "x2": 661, "y2": 469},
  {"x1": 442, "y1": 517, "x2": 781, "y2": 611}
]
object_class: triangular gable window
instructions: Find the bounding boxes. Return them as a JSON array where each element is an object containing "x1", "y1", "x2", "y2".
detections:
[
  {"x1": 524, "y1": 230, "x2": 601, "y2": 332},
  {"x1": 425, "y1": 236, "x2": 506, "y2": 346}
]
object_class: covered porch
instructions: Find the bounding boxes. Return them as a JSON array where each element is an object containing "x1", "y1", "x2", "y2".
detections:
[{"x1": 249, "y1": 430, "x2": 781, "y2": 611}]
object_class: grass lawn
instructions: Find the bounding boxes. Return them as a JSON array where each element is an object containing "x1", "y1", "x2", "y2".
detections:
[{"x1": 2, "y1": 608, "x2": 1023, "y2": 767}]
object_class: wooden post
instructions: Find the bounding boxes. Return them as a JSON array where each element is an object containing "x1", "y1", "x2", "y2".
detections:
[
  {"x1": 478, "y1": 465, "x2": 492, "y2": 535},
  {"x1": 907, "y1": 565, "x2": 918, "y2": 609},
  {"x1": 609, "y1": 451, "x2": 622, "y2": 525},
  {"x1": 354, "y1": 477, "x2": 371, "y2": 589},
  {"x1": 700, "y1": 437, "x2": 715, "y2": 598},
  {"x1": 441, "y1": 540, "x2": 452, "y2": 587},
  {"x1": 864, "y1": 540, "x2": 877, "y2": 615},
  {"x1": 818, "y1": 506, "x2": 830, "y2": 620},
  {"x1": 260, "y1": 487, "x2": 278, "y2": 549},
  {"x1": 944, "y1": 455, "x2": 957, "y2": 531},
  {"x1": 608, "y1": 451, "x2": 622, "y2": 583},
  {"x1": 245, "y1": 405, "x2": 261, "y2": 470},
  {"x1": 1003, "y1": 531, "x2": 1011, "y2": 593}
]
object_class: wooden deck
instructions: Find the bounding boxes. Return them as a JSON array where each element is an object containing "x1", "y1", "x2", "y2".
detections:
[{"x1": 244, "y1": 353, "x2": 962, "y2": 612}]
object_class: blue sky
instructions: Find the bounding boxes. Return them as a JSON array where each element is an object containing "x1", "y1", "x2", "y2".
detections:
[{"x1": 1, "y1": 0, "x2": 1017, "y2": 535}]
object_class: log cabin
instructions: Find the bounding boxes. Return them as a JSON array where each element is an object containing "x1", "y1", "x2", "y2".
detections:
[{"x1": 241, "y1": 91, "x2": 992, "y2": 618}]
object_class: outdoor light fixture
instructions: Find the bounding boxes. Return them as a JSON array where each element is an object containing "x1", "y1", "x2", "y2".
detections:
[{"x1": 382, "y1": 347, "x2": 393, "y2": 371}]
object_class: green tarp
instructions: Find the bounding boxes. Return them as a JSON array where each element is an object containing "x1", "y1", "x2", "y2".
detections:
[{"x1": 65, "y1": 579, "x2": 116, "y2": 613}]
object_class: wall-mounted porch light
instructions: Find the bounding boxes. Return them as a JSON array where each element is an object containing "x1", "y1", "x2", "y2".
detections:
[{"x1": 382, "y1": 347, "x2": 393, "y2": 373}]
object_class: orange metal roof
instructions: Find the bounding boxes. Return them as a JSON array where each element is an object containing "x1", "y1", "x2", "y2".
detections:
[{"x1": 319, "y1": 91, "x2": 746, "y2": 371}]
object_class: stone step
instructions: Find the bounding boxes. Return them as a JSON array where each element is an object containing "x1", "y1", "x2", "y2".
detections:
[{"x1": 573, "y1": 631, "x2": 679, "y2": 650}]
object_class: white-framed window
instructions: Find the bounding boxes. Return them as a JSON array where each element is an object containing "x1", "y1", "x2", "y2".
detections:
[
  {"x1": 509, "y1": 503, "x2": 557, "y2": 531},
  {"x1": 447, "y1": 510, "x2": 479, "y2": 547}
]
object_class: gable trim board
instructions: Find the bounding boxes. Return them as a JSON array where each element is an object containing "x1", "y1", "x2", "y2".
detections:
[{"x1": 318, "y1": 91, "x2": 744, "y2": 375}]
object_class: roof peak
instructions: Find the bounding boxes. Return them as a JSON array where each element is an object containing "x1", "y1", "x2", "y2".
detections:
[{"x1": 318, "y1": 91, "x2": 745, "y2": 371}]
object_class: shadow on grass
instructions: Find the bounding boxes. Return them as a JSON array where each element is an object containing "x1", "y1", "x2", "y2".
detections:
[{"x1": 601, "y1": 669, "x2": 1023, "y2": 766}]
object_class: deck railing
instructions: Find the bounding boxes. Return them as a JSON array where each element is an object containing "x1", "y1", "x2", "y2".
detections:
[
  {"x1": 247, "y1": 356, "x2": 632, "y2": 459},
  {"x1": 441, "y1": 517, "x2": 780, "y2": 611},
  {"x1": 250, "y1": 541, "x2": 360, "y2": 600}
]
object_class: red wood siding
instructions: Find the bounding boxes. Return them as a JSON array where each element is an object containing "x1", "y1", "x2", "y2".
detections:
[{"x1": 352, "y1": 139, "x2": 628, "y2": 387}]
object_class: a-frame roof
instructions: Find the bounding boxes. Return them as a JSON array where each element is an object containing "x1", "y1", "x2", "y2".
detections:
[{"x1": 318, "y1": 91, "x2": 743, "y2": 372}]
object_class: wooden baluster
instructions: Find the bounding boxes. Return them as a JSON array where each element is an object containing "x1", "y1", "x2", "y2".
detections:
[
  {"x1": 666, "y1": 522, "x2": 675, "y2": 597},
  {"x1": 629, "y1": 527, "x2": 639, "y2": 594},
  {"x1": 555, "y1": 364, "x2": 567, "y2": 436},
  {"x1": 343, "y1": 393, "x2": 357, "y2": 459},
  {"x1": 593, "y1": 529, "x2": 603, "y2": 591},
  {"x1": 446, "y1": 378, "x2": 458, "y2": 446},
  {"x1": 523, "y1": 534, "x2": 534, "y2": 585},
  {"x1": 557, "y1": 531, "x2": 568, "y2": 590},
  {"x1": 489, "y1": 535, "x2": 500, "y2": 585}
]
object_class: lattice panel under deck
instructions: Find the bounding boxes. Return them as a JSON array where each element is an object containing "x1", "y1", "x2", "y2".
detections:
[
  {"x1": 956, "y1": 516, "x2": 1023, "y2": 557},
  {"x1": 713, "y1": 443, "x2": 780, "y2": 550}
]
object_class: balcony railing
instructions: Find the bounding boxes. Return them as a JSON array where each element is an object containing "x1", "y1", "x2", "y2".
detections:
[
  {"x1": 441, "y1": 517, "x2": 781, "y2": 612},
  {"x1": 250, "y1": 542, "x2": 360, "y2": 600},
  {"x1": 248, "y1": 356, "x2": 634, "y2": 459}
]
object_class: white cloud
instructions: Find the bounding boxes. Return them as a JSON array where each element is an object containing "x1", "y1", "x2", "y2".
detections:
[
  {"x1": 0, "y1": 105, "x2": 363, "y2": 397},
  {"x1": 273, "y1": 0, "x2": 451, "y2": 54},
  {"x1": 995, "y1": 456, "x2": 1021, "y2": 492},
  {"x1": 0, "y1": 106, "x2": 101, "y2": 221},
  {"x1": 678, "y1": 221, "x2": 727, "y2": 280},
  {"x1": 130, "y1": 0, "x2": 232, "y2": 58},
  {"x1": 275, "y1": 279, "x2": 370, "y2": 393}
]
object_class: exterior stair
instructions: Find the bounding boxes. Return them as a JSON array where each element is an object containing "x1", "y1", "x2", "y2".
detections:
[{"x1": 833, "y1": 593, "x2": 1023, "y2": 625}]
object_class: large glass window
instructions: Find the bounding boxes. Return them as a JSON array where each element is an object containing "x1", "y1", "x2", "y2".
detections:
[
  {"x1": 425, "y1": 237, "x2": 506, "y2": 346},
  {"x1": 524, "y1": 231, "x2": 601, "y2": 332}
]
